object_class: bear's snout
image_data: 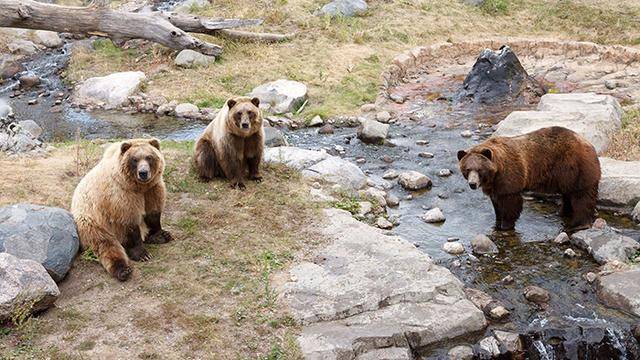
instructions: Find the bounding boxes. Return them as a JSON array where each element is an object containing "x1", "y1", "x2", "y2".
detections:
[
  {"x1": 467, "y1": 170, "x2": 480, "y2": 190},
  {"x1": 138, "y1": 169, "x2": 149, "y2": 181},
  {"x1": 241, "y1": 122, "x2": 250, "y2": 129},
  {"x1": 136, "y1": 161, "x2": 152, "y2": 182}
]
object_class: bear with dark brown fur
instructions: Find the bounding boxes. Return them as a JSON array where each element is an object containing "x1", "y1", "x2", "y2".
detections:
[
  {"x1": 457, "y1": 126, "x2": 601, "y2": 231},
  {"x1": 71, "y1": 139, "x2": 172, "y2": 281},
  {"x1": 193, "y1": 96, "x2": 264, "y2": 190}
]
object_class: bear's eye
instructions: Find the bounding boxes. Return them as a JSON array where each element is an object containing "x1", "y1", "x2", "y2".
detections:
[
  {"x1": 248, "y1": 112, "x2": 256, "y2": 121},
  {"x1": 145, "y1": 155, "x2": 152, "y2": 162},
  {"x1": 234, "y1": 113, "x2": 241, "y2": 121}
]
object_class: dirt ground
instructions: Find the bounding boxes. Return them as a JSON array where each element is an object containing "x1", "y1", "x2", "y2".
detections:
[{"x1": 0, "y1": 141, "x2": 322, "y2": 359}]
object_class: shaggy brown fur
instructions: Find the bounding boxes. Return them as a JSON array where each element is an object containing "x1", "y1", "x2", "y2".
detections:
[
  {"x1": 193, "y1": 96, "x2": 264, "y2": 190},
  {"x1": 457, "y1": 126, "x2": 601, "y2": 231},
  {"x1": 71, "y1": 139, "x2": 172, "y2": 281}
]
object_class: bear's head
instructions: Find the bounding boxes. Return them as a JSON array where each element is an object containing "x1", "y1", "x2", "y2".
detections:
[
  {"x1": 226, "y1": 97, "x2": 262, "y2": 138},
  {"x1": 120, "y1": 138, "x2": 164, "y2": 185},
  {"x1": 457, "y1": 148, "x2": 497, "y2": 191}
]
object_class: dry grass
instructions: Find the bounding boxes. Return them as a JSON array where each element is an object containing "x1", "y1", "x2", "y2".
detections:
[
  {"x1": 605, "y1": 108, "x2": 640, "y2": 161},
  {"x1": 0, "y1": 141, "x2": 321, "y2": 359},
  {"x1": 63, "y1": 0, "x2": 640, "y2": 121}
]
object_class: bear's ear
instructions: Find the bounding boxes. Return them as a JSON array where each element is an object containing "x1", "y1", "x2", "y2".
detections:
[
  {"x1": 250, "y1": 97, "x2": 260, "y2": 108},
  {"x1": 120, "y1": 142, "x2": 132, "y2": 154},
  {"x1": 149, "y1": 138, "x2": 160, "y2": 150},
  {"x1": 227, "y1": 99, "x2": 237, "y2": 109},
  {"x1": 457, "y1": 150, "x2": 467, "y2": 161},
  {"x1": 481, "y1": 148, "x2": 492, "y2": 160}
]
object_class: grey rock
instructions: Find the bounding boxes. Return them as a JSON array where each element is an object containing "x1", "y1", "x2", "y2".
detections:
[
  {"x1": 174, "y1": 49, "x2": 215, "y2": 68},
  {"x1": 375, "y1": 110, "x2": 392, "y2": 123},
  {"x1": 489, "y1": 306, "x2": 510, "y2": 320},
  {"x1": 598, "y1": 157, "x2": 640, "y2": 206},
  {"x1": 263, "y1": 126, "x2": 287, "y2": 147},
  {"x1": 18, "y1": 73, "x2": 40, "y2": 89},
  {"x1": 584, "y1": 272, "x2": 597, "y2": 283},
  {"x1": 0, "y1": 252, "x2": 60, "y2": 321},
  {"x1": 356, "y1": 347, "x2": 411, "y2": 360},
  {"x1": 357, "y1": 119, "x2": 389, "y2": 144},
  {"x1": 302, "y1": 157, "x2": 367, "y2": 191},
  {"x1": 604, "y1": 80, "x2": 617, "y2": 90},
  {"x1": 448, "y1": 345, "x2": 474, "y2": 360},
  {"x1": 633, "y1": 201, "x2": 640, "y2": 223},
  {"x1": 280, "y1": 209, "x2": 486, "y2": 358},
  {"x1": 155, "y1": 100, "x2": 177, "y2": 116},
  {"x1": 263, "y1": 146, "x2": 328, "y2": 170},
  {"x1": 471, "y1": 234, "x2": 498, "y2": 255},
  {"x1": 0, "y1": 102, "x2": 13, "y2": 119},
  {"x1": 357, "y1": 201, "x2": 373, "y2": 216},
  {"x1": 319, "y1": 0, "x2": 368, "y2": 17},
  {"x1": 443, "y1": 242, "x2": 465, "y2": 255},
  {"x1": 398, "y1": 170, "x2": 432, "y2": 190},
  {"x1": 537, "y1": 92, "x2": 622, "y2": 119},
  {"x1": 596, "y1": 268, "x2": 640, "y2": 317},
  {"x1": 0, "y1": 203, "x2": 79, "y2": 282},
  {"x1": 17, "y1": 120, "x2": 42, "y2": 139},
  {"x1": 174, "y1": 103, "x2": 199, "y2": 117},
  {"x1": 382, "y1": 170, "x2": 399, "y2": 180},
  {"x1": 570, "y1": 227, "x2": 640, "y2": 264},
  {"x1": 460, "y1": 130, "x2": 472, "y2": 138},
  {"x1": 465, "y1": 288, "x2": 493, "y2": 310},
  {"x1": 74, "y1": 71, "x2": 146, "y2": 109},
  {"x1": 317, "y1": 124, "x2": 335, "y2": 134},
  {"x1": 422, "y1": 207, "x2": 445, "y2": 223},
  {"x1": 438, "y1": 168, "x2": 452, "y2": 177},
  {"x1": 8, "y1": 40, "x2": 39, "y2": 55},
  {"x1": 418, "y1": 152, "x2": 434, "y2": 158},
  {"x1": 248, "y1": 79, "x2": 307, "y2": 114},
  {"x1": 363, "y1": 187, "x2": 387, "y2": 207},
  {"x1": 385, "y1": 194, "x2": 400, "y2": 207},
  {"x1": 477, "y1": 336, "x2": 500, "y2": 357},
  {"x1": 33, "y1": 31, "x2": 63, "y2": 48},
  {"x1": 564, "y1": 248, "x2": 577, "y2": 258},
  {"x1": 360, "y1": 103, "x2": 376, "y2": 112},
  {"x1": 494, "y1": 330, "x2": 523, "y2": 354},
  {"x1": 308, "y1": 115, "x2": 324, "y2": 127},
  {"x1": 553, "y1": 232, "x2": 569, "y2": 244},
  {"x1": 376, "y1": 217, "x2": 393, "y2": 230},
  {"x1": 523, "y1": 285, "x2": 550, "y2": 304},
  {"x1": 173, "y1": 0, "x2": 209, "y2": 13},
  {"x1": 1, "y1": 55, "x2": 26, "y2": 79}
]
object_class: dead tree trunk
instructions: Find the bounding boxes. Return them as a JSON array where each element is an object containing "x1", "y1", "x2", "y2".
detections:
[{"x1": 0, "y1": 0, "x2": 224, "y2": 55}]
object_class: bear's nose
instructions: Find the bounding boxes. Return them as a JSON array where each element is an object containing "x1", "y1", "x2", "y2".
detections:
[
  {"x1": 138, "y1": 170, "x2": 149, "y2": 180},
  {"x1": 469, "y1": 183, "x2": 478, "y2": 190},
  {"x1": 241, "y1": 123, "x2": 250, "y2": 129}
]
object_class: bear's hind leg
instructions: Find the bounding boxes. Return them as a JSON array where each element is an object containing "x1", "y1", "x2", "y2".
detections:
[
  {"x1": 193, "y1": 138, "x2": 217, "y2": 181},
  {"x1": 560, "y1": 194, "x2": 573, "y2": 217},
  {"x1": 495, "y1": 194, "x2": 523, "y2": 231},
  {"x1": 78, "y1": 221, "x2": 132, "y2": 281},
  {"x1": 567, "y1": 188, "x2": 597, "y2": 231}
]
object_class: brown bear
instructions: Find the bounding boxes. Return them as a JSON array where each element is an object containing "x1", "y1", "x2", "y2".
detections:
[
  {"x1": 457, "y1": 126, "x2": 601, "y2": 231},
  {"x1": 193, "y1": 96, "x2": 264, "y2": 190},
  {"x1": 71, "y1": 138, "x2": 172, "y2": 281}
]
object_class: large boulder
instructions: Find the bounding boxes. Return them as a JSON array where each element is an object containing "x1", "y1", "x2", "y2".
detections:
[
  {"x1": 0, "y1": 55, "x2": 25, "y2": 80},
  {"x1": 0, "y1": 204, "x2": 80, "y2": 282},
  {"x1": 174, "y1": 103, "x2": 199, "y2": 117},
  {"x1": 493, "y1": 93, "x2": 622, "y2": 154},
  {"x1": 570, "y1": 227, "x2": 640, "y2": 265},
  {"x1": 173, "y1": 0, "x2": 209, "y2": 13},
  {"x1": 357, "y1": 119, "x2": 389, "y2": 145},
  {"x1": 398, "y1": 170, "x2": 432, "y2": 191},
  {"x1": 596, "y1": 268, "x2": 640, "y2": 317},
  {"x1": 248, "y1": 79, "x2": 307, "y2": 114},
  {"x1": 598, "y1": 157, "x2": 640, "y2": 207},
  {"x1": 8, "y1": 39, "x2": 40, "y2": 56},
  {"x1": 263, "y1": 126, "x2": 287, "y2": 147},
  {"x1": 0, "y1": 101, "x2": 13, "y2": 119},
  {"x1": 0, "y1": 253, "x2": 60, "y2": 321},
  {"x1": 263, "y1": 146, "x2": 329, "y2": 170},
  {"x1": 279, "y1": 208, "x2": 487, "y2": 358},
  {"x1": 457, "y1": 46, "x2": 542, "y2": 105},
  {"x1": 33, "y1": 30, "x2": 63, "y2": 48},
  {"x1": 174, "y1": 49, "x2": 215, "y2": 68},
  {"x1": 302, "y1": 157, "x2": 367, "y2": 190},
  {"x1": 74, "y1": 71, "x2": 146, "y2": 109},
  {"x1": 319, "y1": 0, "x2": 368, "y2": 17}
]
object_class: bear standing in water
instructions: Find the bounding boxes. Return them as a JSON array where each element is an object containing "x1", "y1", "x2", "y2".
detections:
[
  {"x1": 457, "y1": 126, "x2": 601, "y2": 231},
  {"x1": 193, "y1": 96, "x2": 264, "y2": 190},
  {"x1": 71, "y1": 139, "x2": 172, "y2": 281}
]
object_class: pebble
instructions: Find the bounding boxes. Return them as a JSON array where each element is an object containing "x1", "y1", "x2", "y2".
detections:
[
  {"x1": 501, "y1": 275, "x2": 514, "y2": 284},
  {"x1": 308, "y1": 115, "x2": 323, "y2": 127},
  {"x1": 381, "y1": 155, "x2": 393, "y2": 163},
  {"x1": 385, "y1": 194, "x2": 400, "y2": 207},
  {"x1": 360, "y1": 103, "x2": 376, "y2": 112},
  {"x1": 418, "y1": 152, "x2": 434, "y2": 158},
  {"x1": 438, "y1": 192, "x2": 449, "y2": 199},
  {"x1": 447, "y1": 237, "x2": 460, "y2": 242},
  {"x1": 438, "y1": 169, "x2": 452, "y2": 177},
  {"x1": 334, "y1": 145, "x2": 344, "y2": 152},
  {"x1": 592, "y1": 218, "x2": 607, "y2": 229},
  {"x1": 389, "y1": 93, "x2": 405, "y2": 104},
  {"x1": 317, "y1": 124, "x2": 334, "y2": 134},
  {"x1": 448, "y1": 345, "x2": 474, "y2": 360},
  {"x1": 489, "y1": 306, "x2": 510, "y2": 320},
  {"x1": 553, "y1": 232, "x2": 569, "y2": 244},
  {"x1": 604, "y1": 80, "x2": 617, "y2": 90},
  {"x1": 415, "y1": 139, "x2": 429, "y2": 145},
  {"x1": 523, "y1": 286, "x2": 550, "y2": 304},
  {"x1": 28, "y1": 99, "x2": 38, "y2": 105},
  {"x1": 564, "y1": 248, "x2": 577, "y2": 258},
  {"x1": 356, "y1": 158, "x2": 366, "y2": 164},
  {"x1": 405, "y1": 195, "x2": 413, "y2": 200},
  {"x1": 376, "y1": 217, "x2": 393, "y2": 230},
  {"x1": 442, "y1": 241, "x2": 465, "y2": 255},
  {"x1": 375, "y1": 111, "x2": 392, "y2": 123},
  {"x1": 584, "y1": 272, "x2": 597, "y2": 283},
  {"x1": 461, "y1": 130, "x2": 473, "y2": 138},
  {"x1": 382, "y1": 170, "x2": 399, "y2": 179}
]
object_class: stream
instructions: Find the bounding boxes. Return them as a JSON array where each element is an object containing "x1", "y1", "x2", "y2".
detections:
[{"x1": 1, "y1": 8, "x2": 639, "y2": 360}]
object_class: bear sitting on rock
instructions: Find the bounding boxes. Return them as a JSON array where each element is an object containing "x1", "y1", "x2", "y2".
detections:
[{"x1": 457, "y1": 126, "x2": 601, "y2": 231}]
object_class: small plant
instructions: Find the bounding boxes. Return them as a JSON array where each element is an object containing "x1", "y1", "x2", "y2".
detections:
[
  {"x1": 176, "y1": 216, "x2": 199, "y2": 236},
  {"x1": 332, "y1": 197, "x2": 360, "y2": 215},
  {"x1": 10, "y1": 298, "x2": 37, "y2": 330},
  {"x1": 81, "y1": 248, "x2": 98, "y2": 262},
  {"x1": 630, "y1": 250, "x2": 640, "y2": 264},
  {"x1": 262, "y1": 344, "x2": 285, "y2": 360},
  {"x1": 480, "y1": 0, "x2": 508, "y2": 15}
]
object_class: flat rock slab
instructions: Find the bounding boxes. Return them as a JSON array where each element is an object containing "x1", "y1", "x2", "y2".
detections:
[
  {"x1": 598, "y1": 157, "x2": 640, "y2": 207},
  {"x1": 0, "y1": 203, "x2": 79, "y2": 282},
  {"x1": 263, "y1": 146, "x2": 329, "y2": 170},
  {"x1": 248, "y1": 79, "x2": 307, "y2": 114},
  {"x1": 279, "y1": 208, "x2": 486, "y2": 358},
  {"x1": 596, "y1": 268, "x2": 640, "y2": 317},
  {"x1": 0, "y1": 253, "x2": 59, "y2": 321},
  {"x1": 570, "y1": 227, "x2": 640, "y2": 265},
  {"x1": 74, "y1": 71, "x2": 146, "y2": 109},
  {"x1": 537, "y1": 93, "x2": 622, "y2": 119},
  {"x1": 302, "y1": 157, "x2": 367, "y2": 191}
]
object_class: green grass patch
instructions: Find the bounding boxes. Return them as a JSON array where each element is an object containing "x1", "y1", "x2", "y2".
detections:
[
  {"x1": 80, "y1": 249, "x2": 98, "y2": 262},
  {"x1": 332, "y1": 196, "x2": 360, "y2": 215},
  {"x1": 480, "y1": 0, "x2": 509, "y2": 14}
]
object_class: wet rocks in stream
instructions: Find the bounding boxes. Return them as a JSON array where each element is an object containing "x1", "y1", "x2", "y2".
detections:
[
  {"x1": 471, "y1": 234, "x2": 498, "y2": 255},
  {"x1": 398, "y1": 170, "x2": 432, "y2": 190},
  {"x1": 0, "y1": 117, "x2": 45, "y2": 154},
  {"x1": 456, "y1": 45, "x2": 544, "y2": 105},
  {"x1": 356, "y1": 118, "x2": 389, "y2": 144}
]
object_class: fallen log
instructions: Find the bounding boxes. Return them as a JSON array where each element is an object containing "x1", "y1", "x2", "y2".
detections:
[{"x1": 0, "y1": 0, "x2": 224, "y2": 55}]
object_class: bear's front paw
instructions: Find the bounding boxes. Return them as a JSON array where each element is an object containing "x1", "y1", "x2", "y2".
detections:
[
  {"x1": 113, "y1": 261, "x2": 132, "y2": 282},
  {"x1": 232, "y1": 182, "x2": 246, "y2": 190},
  {"x1": 128, "y1": 246, "x2": 152, "y2": 262},
  {"x1": 146, "y1": 230, "x2": 173, "y2": 244},
  {"x1": 250, "y1": 175, "x2": 263, "y2": 183}
]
